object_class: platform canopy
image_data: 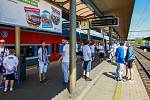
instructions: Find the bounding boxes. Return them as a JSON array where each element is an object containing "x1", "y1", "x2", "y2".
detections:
[
  {"x1": 46, "y1": 0, "x2": 135, "y2": 39},
  {"x1": 88, "y1": 0, "x2": 135, "y2": 39}
]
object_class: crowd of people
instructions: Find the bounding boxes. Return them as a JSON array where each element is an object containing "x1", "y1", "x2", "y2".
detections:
[
  {"x1": 111, "y1": 41, "x2": 135, "y2": 82},
  {"x1": 0, "y1": 38, "x2": 135, "y2": 93},
  {"x1": 0, "y1": 39, "x2": 19, "y2": 92},
  {"x1": 58, "y1": 39, "x2": 111, "y2": 83}
]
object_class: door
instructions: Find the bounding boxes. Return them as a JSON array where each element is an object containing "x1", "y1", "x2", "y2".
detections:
[{"x1": 50, "y1": 43, "x2": 60, "y2": 60}]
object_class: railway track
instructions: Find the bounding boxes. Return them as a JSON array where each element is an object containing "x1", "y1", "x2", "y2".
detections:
[{"x1": 134, "y1": 47, "x2": 150, "y2": 97}]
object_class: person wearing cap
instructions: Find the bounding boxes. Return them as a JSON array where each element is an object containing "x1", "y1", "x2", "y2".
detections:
[
  {"x1": 58, "y1": 38, "x2": 70, "y2": 84},
  {"x1": 3, "y1": 49, "x2": 19, "y2": 92},
  {"x1": 0, "y1": 39, "x2": 9, "y2": 88}
]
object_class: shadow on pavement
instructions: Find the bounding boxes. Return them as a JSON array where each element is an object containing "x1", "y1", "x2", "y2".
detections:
[
  {"x1": 0, "y1": 56, "x2": 101, "y2": 100},
  {"x1": 103, "y1": 72, "x2": 116, "y2": 80}
]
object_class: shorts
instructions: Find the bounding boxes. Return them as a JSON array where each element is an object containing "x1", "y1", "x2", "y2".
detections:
[
  {"x1": 128, "y1": 60, "x2": 134, "y2": 69},
  {"x1": 83, "y1": 60, "x2": 91, "y2": 72},
  {"x1": 6, "y1": 73, "x2": 15, "y2": 80},
  {"x1": 100, "y1": 53, "x2": 104, "y2": 58},
  {"x1": 39, "y1": 62, "x2": 48, "y2": 74}
]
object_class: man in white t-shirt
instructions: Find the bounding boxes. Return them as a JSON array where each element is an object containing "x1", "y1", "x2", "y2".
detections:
[
  {"x1": 3, "y1": 49, "x2": 19, "y2": 92},
  {"x1": 90, "y1": 42, "x2": 95, "y2": 61},
  {"x1": 0, "y1": 39, "x2": 9, "y2": 89},
  {"x1": 38, "y1": 40, "x2": 49, "y2": 83},
  {"x1": 99, "y1": 43, "x2": 105, "y2": 62},
  {"x1": 83, "y1": 40, "x2": 92, "y2": 81},
  {"x1": 58, "y1": 39, "x2": 70, "y2": 84}
]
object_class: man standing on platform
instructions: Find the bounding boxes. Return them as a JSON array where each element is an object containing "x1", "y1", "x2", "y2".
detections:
[
  {"x1": 0, "y1": 39, "x2": 9, "y2": 88},
  {"x1": 125, "y1": 42, "x2": 135, "y2": 82},
  {"x1": 38, "y1": 40, "x2": 49, "y2": 83},
  {"x1": 115, "y1": 42, "x2": 125, "y2": 81},
  {"x1": 82, "y1": 40, "x2": 92, "y2": 81},
  {"x1": 58, "y1": 38, "x2": 70, "y2": 84}
]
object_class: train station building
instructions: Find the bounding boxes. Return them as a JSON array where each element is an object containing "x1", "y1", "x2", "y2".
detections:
[{"x1": 0, "y1": 0, "x2": 149, "y2": 100}]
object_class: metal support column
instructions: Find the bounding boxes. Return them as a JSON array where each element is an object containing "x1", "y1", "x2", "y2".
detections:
[
  {"x1": 69, "y1": 0, "x2": 77, "y2": 94},
  {"x1": 15, "y1": 27, "x2": 21, "y2": 57},
  {"x1": 101, "y1": 28, "x2": 105, "y2": 44},
  {"x1": 15, "y1": 26, "x2": 22, "y2": 81},
  {"x1": 109, "y1": 27, "x2": 112, "y2": 47},
  {"x1": 87, "y1": 20, "x2": 91, "y2": 41},
  {"x1": 87, "y1": 29, "x2": 91, "y2": 41}
]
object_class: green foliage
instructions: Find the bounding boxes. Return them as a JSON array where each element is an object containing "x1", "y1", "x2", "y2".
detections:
[{"x1": 133, "y1": 38, "x2": 144, "y2": 46}]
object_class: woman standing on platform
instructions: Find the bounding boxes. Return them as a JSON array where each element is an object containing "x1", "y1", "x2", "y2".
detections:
[{"x1": 125, "y1": 42, "x2": 135, "y2": 82}]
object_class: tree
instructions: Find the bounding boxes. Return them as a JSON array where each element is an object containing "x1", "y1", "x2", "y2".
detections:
[{"x1": 134, "y1": 38, "x2": 144, "y2": 46}]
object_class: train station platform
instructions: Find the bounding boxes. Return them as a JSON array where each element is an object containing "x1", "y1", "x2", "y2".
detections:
[
  {"x1": 53, "y1": 61, "x2": 149, "y2": 100},
  {"x1": 0, "y1": 56, "x2": 100, "y2": 100},
  {"x1": 81, "y1": 62, "x2": 149, "y2": 100},
  {"x1": 0, "y1": 56, "x2": 149, "y2": 100}
]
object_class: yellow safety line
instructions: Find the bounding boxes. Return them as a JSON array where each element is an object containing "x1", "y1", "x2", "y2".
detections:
[{"x1": 114, "y1": 82, "x2": 123, "y2": 100}]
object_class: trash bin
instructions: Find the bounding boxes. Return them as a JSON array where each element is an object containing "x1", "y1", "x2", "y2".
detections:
[{"x1": 19, "y1": 57, "x2": 26, "y2": 81}]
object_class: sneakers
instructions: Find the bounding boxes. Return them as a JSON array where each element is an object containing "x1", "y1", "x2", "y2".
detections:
[
  {"x1": 10, "y1": 88, "x2": 13, "y2": 92},
  {"x1": 4, "y1": 88, "x2": 14, "y2": 92},
  {"x1": 4, "y1": 88, "x2": 7, "y2": 92},
  {"x1": 40, "y1": 80, "x2": 44, "y2": 83},
  {"x1": 63, "y1": 82, "x2": 68, "y2": 85},
  {"x1": 40, "y1": 79, "x2": 49, "y2": 83},
  {"x1": 123, "y1": 76, "x2": 128, "y2": 80},
  {"x1": 128, "y1": 79, "x2": 134, "y2": 83}
]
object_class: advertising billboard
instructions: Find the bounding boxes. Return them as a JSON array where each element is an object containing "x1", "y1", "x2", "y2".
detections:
[{"x1": 0, "y1": 0, "x2": 62, "y2": 33}]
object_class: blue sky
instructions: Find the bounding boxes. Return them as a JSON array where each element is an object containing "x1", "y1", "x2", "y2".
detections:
[{"x1": 128, "y1": 0, "x2": 150, "y2": 39}]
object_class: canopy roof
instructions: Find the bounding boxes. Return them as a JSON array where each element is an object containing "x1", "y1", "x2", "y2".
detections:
[
  {"x1": 47, "y1": 0, "x2": 135, "y2": 39},
  {"x1": 90, "y1": 0, "x2": 135, "y2": 39}
]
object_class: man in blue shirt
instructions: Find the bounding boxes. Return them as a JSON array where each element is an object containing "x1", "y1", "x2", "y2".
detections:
[{"x1": 115, "y1": 42, "x2": 125, "y2": 81}]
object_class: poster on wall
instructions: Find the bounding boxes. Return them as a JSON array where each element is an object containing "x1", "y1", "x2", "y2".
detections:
[{"x1": 0, "y1": 0, "x2": 62, "y2": 33}]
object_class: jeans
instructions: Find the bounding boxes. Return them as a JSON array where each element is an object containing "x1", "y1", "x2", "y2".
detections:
[
  {"x1": 61, "y1": 62, "x2": 70, "y2": 83},
  {"x1": 116, "y1": 63, "x2": 124, "y2": 80},
  {"x1": 83, "y1": 60, "x2": 92, "y2": 72}
]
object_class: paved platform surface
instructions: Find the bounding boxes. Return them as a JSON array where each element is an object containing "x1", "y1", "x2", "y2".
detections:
[
  {"x1": 0, "y1": 56, "x2": 100, "y2": 100},
  {"x1": 0, "y1": 57, "x2": 149, "y2": 100},
  {"x1": 82, "y1": 61, "x2": 150, "y2": 100},
  {"x1": 82, "y1": 61, "x2": 117, "y2": 100},
  {"x1": 121, "y1": 63, "x2": 149, "y2": 100}
]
